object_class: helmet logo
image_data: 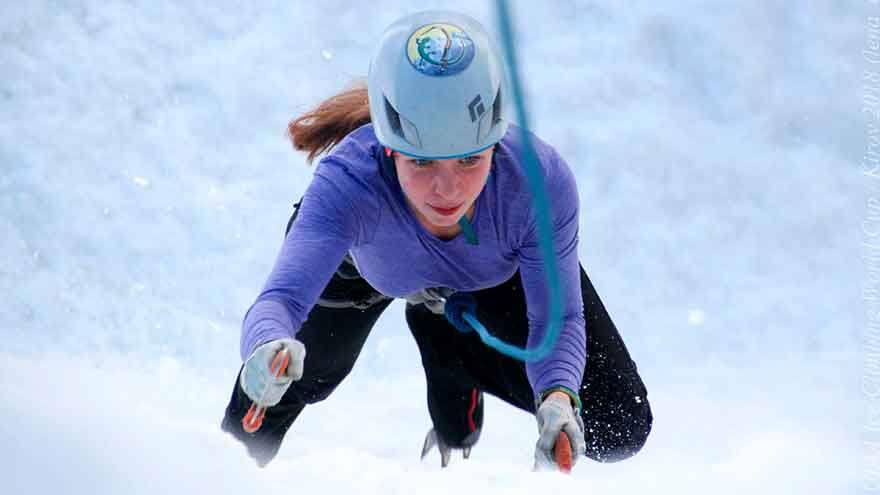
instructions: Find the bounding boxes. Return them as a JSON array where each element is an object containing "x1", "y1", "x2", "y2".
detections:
[
  {"x1": 468, "y1": 95, "x2": 485, "y2": 122},
  {"x1": 406, "y1": 23, "x2": 475, "y2": 76}
]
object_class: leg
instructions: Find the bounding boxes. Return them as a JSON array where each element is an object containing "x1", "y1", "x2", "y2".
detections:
[
  {"x1": 406, "y1": 265, "x2": 652, "y2": 462},
  {"x1": 222, "y1": 295, "x2": 392, "y2": 466},
  {"x1": 406, "y1": 304, "x2": 485, "y2": 449},
  {"x1": 222, "y1": 203, "x2": 392, "y2": 466},
  {"x1": 576, "y1": 268, "x2": 652, "y2": 462},
  {"x1": 405, "y1": 272, "x2": 544, "y2": 452},
  {"x1": 221, "y1": 366, "x2": 306, "y2": 467}
]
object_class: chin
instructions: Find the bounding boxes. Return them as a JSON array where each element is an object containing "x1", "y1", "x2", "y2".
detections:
[{"x1": 426, "y1": 215, "x2": 459, "y2": 228}]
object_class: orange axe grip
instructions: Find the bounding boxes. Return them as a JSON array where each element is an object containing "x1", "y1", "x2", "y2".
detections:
[
  {"x1": 555, "y1": 431, "x2": 573, "y2": 474},
  {"x1": 242, "y1": 349, "x2": 291, "y2": 433}
]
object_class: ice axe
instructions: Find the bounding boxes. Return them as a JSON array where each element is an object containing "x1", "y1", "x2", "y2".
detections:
[
  {"x1": 241, "y1": 348, "x2": 291, "y2": 433},
  {"x1": 555, "y1": 431, "x2": 573, "y2": 474}
]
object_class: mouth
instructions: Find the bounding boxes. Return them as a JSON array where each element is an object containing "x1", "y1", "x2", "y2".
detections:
[{"x1": 428, "y1": 203, "x2": 463, "y2": 217}]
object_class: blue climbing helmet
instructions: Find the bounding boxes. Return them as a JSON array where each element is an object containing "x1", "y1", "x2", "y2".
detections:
[{"x1": 367, "y1": 10, "x2": 509, "y2": 160}]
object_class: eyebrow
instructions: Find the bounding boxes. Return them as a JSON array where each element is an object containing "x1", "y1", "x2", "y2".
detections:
[{"x1": 406, "y1": 154, "x2": 482, "y2": 162}]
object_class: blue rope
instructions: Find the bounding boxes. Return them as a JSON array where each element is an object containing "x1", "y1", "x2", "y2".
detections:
[{"x1": 444, "y1": 1, "x2": 564, "y2": 363}]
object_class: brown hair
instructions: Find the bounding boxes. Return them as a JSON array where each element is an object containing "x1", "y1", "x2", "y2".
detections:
[{"x1": 287, "y1": 82, "x2": 371, "y2": 164}]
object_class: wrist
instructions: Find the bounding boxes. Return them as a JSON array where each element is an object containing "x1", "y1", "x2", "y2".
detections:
[
  {"x1": 539, "y1": 386, "x2": 582, "y2": 413},
  {"x1": 545, "y1": 391, "x2": 570, "y2": 404}
]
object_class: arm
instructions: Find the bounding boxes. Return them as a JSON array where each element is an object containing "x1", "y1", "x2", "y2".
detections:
[
  {"x1": 240, "y1": 164, "x2": 368, "y2": 361},
  {"x1": 518, "y1": 150, "x2": 588, "y2": 470},
  {"x1": 517, "y1": 151, "x2": 586, "y2": 404}
]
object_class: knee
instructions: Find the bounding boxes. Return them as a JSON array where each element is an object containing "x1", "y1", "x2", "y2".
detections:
[
  {"x1": 221, "y1": 413, "x2": 283, "y2": 467},
  {"x1": 584, "y1": 397, "x2": 653, "y2": 463}
]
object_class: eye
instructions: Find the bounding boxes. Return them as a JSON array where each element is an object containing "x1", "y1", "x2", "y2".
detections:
[
  {"x1": 413, "y1": 159, "x2": 434, "y2": 167},
  {"x1": 459, "y1": 156, "x2": 482, "y2": 167}
]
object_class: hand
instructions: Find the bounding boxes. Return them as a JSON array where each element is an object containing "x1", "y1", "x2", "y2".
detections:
[
  {"x1": 239, "y1": 338, "x2": 306, "y2": 407},
  {"x1": 534, "y1": 392, "x2": 586, "y2": 471},
  {"x1": 404, "y1": 287, "x2": 457, "y2": 314}
]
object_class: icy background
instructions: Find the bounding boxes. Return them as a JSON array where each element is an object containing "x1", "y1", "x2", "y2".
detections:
[{"x1": 0, "y1": 1, "x2": 863, "y2": 493}]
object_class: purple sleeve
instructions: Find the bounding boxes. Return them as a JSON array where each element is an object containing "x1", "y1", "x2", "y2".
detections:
[
  {"x1": 519, "y1": 152, "x2": 587, "y2": 401},
  {"x1": 239, "y1": 163, "x2": 368, "y2": 361}
]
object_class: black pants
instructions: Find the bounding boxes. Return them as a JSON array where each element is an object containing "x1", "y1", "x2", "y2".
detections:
[{"x1": 222, "y1": 210, "x2": 652, "y2": 467}]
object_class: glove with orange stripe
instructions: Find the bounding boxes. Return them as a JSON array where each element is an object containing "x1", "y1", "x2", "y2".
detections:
[
  {"x1": 534, "y1": 390, "x2": 586, "y2": 471},
  {"x1": 239, "y1": 338, "x2": 306, "y2": 407}
]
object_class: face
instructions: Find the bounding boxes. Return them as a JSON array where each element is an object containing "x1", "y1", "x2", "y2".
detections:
[{"x1": 393, "y1": 147, "x2": 494, "y2": 237}]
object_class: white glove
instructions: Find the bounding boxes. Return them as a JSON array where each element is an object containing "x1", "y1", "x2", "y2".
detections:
[
  {"x1": 239, "y1": 338, "x2": 306, "y2": 407},
  {"x1": 534, "y1": 393, "x2": 586, "y2": 470}
]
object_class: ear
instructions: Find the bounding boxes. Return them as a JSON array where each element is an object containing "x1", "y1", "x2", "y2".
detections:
[{"x1": 385, "y1": 147, "x2": 393, "y2": 157}]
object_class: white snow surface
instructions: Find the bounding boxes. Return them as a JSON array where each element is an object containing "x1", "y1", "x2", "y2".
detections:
[{"x1": 0, "y1": 1, "x2": 863, "y2": 493}]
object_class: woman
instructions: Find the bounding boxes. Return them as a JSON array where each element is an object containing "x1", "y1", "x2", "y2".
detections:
[{"x1": 221, "y1": 10, "x2": 652, "y2": 470}]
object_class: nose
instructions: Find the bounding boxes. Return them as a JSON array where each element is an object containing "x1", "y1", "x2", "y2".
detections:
[{"x1": 432, "y1": 164, "x2": 460, "y2": 199}]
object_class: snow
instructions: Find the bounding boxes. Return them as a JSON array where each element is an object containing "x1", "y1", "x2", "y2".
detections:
[{"x1": 0, "y1": 1, "x2": 862, "y2": 493}]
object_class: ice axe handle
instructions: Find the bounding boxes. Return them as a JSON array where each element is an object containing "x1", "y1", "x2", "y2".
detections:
[
  {"x1": 241, "y1": 349, "x2": 291, "y2": 433},
  {"x1": 555, "y1": 431, "x2": 573, "y2": 474}
]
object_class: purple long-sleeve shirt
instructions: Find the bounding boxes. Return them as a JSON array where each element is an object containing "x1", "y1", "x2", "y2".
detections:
[{"x1": 241, "y1": 124, "x2": 586, "y2": 400}]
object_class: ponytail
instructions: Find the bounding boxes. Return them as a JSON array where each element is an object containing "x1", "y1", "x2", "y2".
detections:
[{"x1": 288, "y1": 82, "x2": 371, "y2": 164}]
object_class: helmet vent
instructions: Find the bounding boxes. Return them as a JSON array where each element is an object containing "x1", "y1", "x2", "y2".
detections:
[
  {"x1": 384, "y1": 96, "x2": 404, "y2": 139},
  {"x1": 491, "y1": 89, "x2": 503, "y2": 124},
  {"x1": 383, "y1": 95, "x2": 421, "y2": 148}
]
